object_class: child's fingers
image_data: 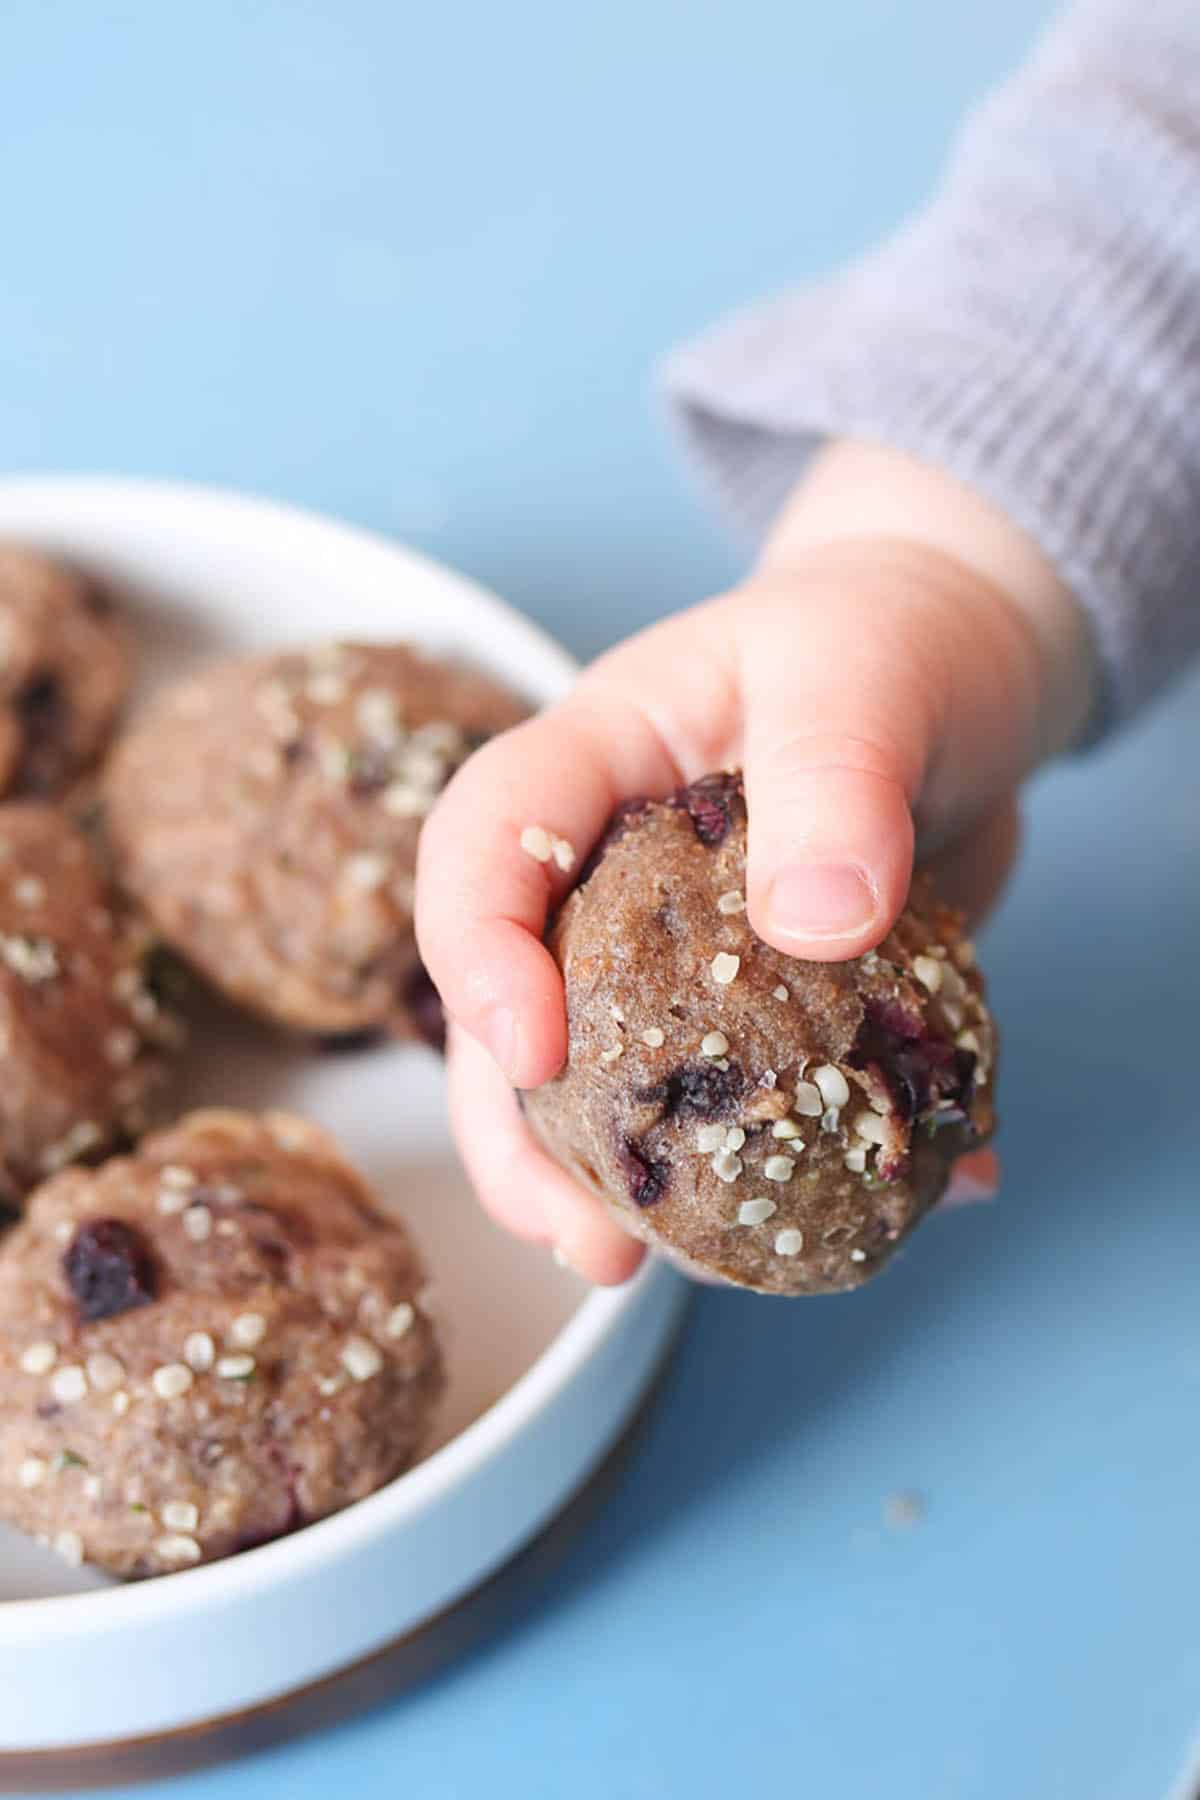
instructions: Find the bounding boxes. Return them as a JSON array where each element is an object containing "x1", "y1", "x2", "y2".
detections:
[
  {"x1": 737, "y1": 545, "x2": 1045, "y2": 962},
  {"x1": 941, "y1": 1147, "x2": 1000, "y2": 1207},
  {"x1": 416, "y1": 700, "x2": 682, "y2": 1089},
  {"x1": 444, "y1": 1027, "x2": 550, "y2": 1244},
  {"x1": 921, "y1": 796, "x2": 1022, "y2": 929},
  {"x1": 446, "y1": 1024, "x2": 645, "y2": 1285}
]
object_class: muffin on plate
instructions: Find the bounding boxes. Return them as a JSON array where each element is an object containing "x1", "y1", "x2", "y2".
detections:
[
  {"x1": 0, "y1": 803, "x2": 176, "y2": 1214},
  {"x1": 105, "y1": 642, "x2": 526, "y2": 1042},
  {"x1": 523, "y1": 772, "x2": 996, "y2": 1296},
  {"x1": 0, "y1": 544, "x2": 131, "y2": 801},
  {"x1": 0, "y1": 1108, "x2": 442, "y2": 1577}
]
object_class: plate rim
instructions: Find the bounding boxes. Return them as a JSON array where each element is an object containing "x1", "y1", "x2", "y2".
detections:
[
  {"x1": 0, "y1": 471, "x2": 577, "y2": 685},
  {"x1": 0, "y1": 472, "x2": 654, "y2": 1640}
]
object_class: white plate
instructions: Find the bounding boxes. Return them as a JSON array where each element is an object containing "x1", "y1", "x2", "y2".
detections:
[{"x1": 0, "y1": 477, "x2": 686, "y2": 1753}]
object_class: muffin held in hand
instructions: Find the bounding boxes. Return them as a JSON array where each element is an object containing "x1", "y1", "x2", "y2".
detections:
[
  {"x1": 104, "y1": 642, "x2": 526, "y2": 1042},
  {"x1": 523, "y1": 773, "x2": 996, "y2": 1296},
  {"x1": 0, "y1": 545, "x2": 131, "y2": 801},
  {"x1": 0, "y1": 804, "x2": 178, "y2": 1212},
  {"x1": 0, "y1": 1108, "x2": 442, "y2": 1578}
]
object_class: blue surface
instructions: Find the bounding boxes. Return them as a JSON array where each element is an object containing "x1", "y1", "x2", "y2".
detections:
[{"x1": 4, "y1": 3, "x2": 1199, "y2": 1796}]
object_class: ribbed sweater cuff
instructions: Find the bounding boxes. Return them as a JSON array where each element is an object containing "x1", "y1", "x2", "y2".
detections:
[
  {"x1": 667, "y1": 291, "x2": 1200, "y2": 740},
  {"x1": 662, "y1": 3, "x2": 1200, "y2": 740}
]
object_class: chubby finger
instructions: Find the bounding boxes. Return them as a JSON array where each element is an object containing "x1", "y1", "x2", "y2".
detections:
[
  {"x1": 446, "y1": 1024, "x2": 645, "y2": 1286},
  {"x1": 738, "y1": 578, "x2": 930, "y2": 961},
  {"x1": 921, "y1": 796, "x2": 1022, "y2": 930},
  {"x1": 738, "y1": 536, "x2": 1046, "y2": 961},
  {"x1": 941, "y1": 1147, "x2": 1000, "y2": 1208},
  {"x1": 417, "y1": 699, "x2": 681, "y2": 1089}
]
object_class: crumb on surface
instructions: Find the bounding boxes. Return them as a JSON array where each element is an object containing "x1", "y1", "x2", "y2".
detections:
[{"x1": 884, "y1": 1490, "x2": 926, "y2": 1530}]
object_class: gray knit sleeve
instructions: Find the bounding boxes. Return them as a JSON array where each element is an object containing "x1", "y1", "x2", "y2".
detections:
[{"x1": 662, "y1": 0, "x2": 1200, "y2": 733}]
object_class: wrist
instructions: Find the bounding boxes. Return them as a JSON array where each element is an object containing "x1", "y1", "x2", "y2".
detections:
[{"x1": 757, "y1": 439, "x2": 1097, "y2": 761}]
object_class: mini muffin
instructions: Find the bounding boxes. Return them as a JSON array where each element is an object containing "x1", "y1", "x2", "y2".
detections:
[
  {"x1": 0, "y1": 1108, "x2": 442, "y2": 1578},
  {"x1": 523, "y1": 772, "x2": 996, "y2": 1296},
  {"x1": 104, "y1": 642, "x2": 526, "y2": 1040},
  {"x1": 0, "y1": 545, "x2": 131, "y2": 800},
  {"x1": 0, "y1": 804, "x2": 177, "y2": 1212}
]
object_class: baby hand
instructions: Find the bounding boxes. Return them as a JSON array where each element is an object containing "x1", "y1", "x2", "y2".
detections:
[{"x1": 417, "y1": 441, "x2": 1093, "y2": 1281}]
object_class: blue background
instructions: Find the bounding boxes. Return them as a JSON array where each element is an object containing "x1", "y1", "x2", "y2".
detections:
[{"x1": 5, "y1": 2, "x2": 1200, "y2": 1796}]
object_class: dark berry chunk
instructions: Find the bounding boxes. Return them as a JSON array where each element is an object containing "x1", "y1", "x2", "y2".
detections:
[
  {"x1": 63, "y1": 1218, "x2": 157, "y2": 1322},
  {"x1": 866, "y1": 995, "x2": 926, "y2": 1044},
  {"x1": 13, "y1": 673, "x2": 69, "y2": 796},
  {"x1": 15, "y1": 673, "x2": 64, "y2": 736},
  {"x1": 347, "y1": 746, "x2": 395, "y2": 797},
  {"x1": 670, "y1": 772, "x2": 744, "y2": 848},
  {"x1": 952, "y1": 1047, "x2": 978, "y2": 1108},
  {"x1": 664, "y1": 1060, "x2": 745, "y2": 1119},
  {"x1": 852, "y1": 1000, "x2": 975, "y2": 1128},
  {"x1": 402, "y1": 962, "x2": 446, "y2": 1053},
  {"x1": 141, "y1": 943, "x2": 189, "y2": 1015},
  {"x1": 617, "y1": 1138, "x2": 669, "y2": 1208},
  {"x1": 924, "y1": 1047, "x2": 977, "y2": 1129},
  {"x1": 884, "y1": 1051, "x2": 927, "y2": 1122},
  {"x1": 77, "y1": 575, "x2": 115, "y2": 619}
]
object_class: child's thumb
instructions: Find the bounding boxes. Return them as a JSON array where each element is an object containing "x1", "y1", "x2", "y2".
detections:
[
  {"x1": 739, "y1": 604, "x2": 931, "y2": 961},
  {"x1": 744, "y1": 730, "x2": 917, "y2": 961}
]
